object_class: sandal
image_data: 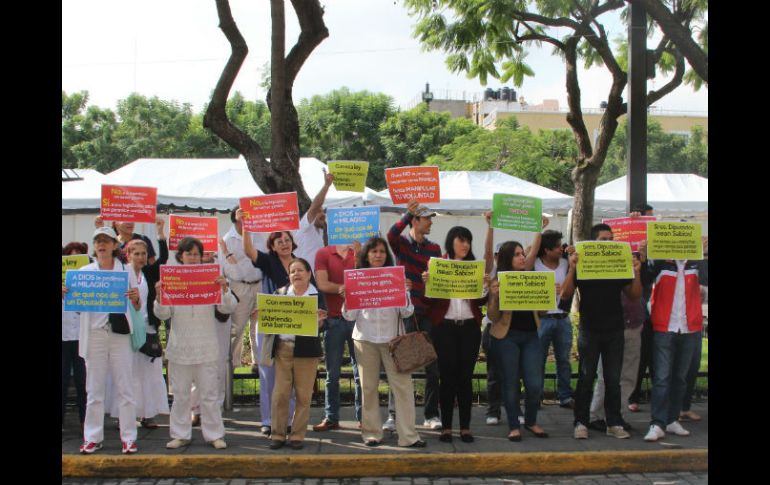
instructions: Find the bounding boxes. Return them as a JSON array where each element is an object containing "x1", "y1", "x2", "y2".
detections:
[
  {"x1": 628, "y1": 403, "x2": 640, "y2": 413},
  {"x1": 508, "y1": 430, "x2": 522, "y2": 442},
  {"x1": 524, "y1": 424, "x2": 548, "y2": 438}
]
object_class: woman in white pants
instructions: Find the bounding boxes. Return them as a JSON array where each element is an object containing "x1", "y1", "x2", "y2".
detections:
[{"x1": 154, "y1": 237, "x2": 237, "y2": 450}]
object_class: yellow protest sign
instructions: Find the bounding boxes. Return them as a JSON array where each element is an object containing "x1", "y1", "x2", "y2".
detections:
[
  {"x1": 425, "y1": 258, "x2": 485, "y2": 299},
  {"x1": 576, "y1": 241, "x2": 633, "y2": 280},
  {"x1": 257, "y1": 294, "x2": 319, "y2": 336},
  {"x1": 62, "y1": 255, "x2": 90, "y2": 285},
  {"x1": 646, "y1": 222, "x2": 703, "y2": 260},
  {"x1": 498, "y1": 271, "x2": 557, "y2": 311},
  {"x1": 328, "y1": 161, "x2": 369, "y2": 192}
]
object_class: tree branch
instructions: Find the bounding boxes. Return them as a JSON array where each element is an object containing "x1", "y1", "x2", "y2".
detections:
[
  {"x1": 286, "y1": 0, "x2": 329, "y2": 86},
  {"x1": 563, "y1": 37, "x2": 593, "y2": 163},
  {"x1": 646, "y1": 46, "x2": 685, "y2": 106}
]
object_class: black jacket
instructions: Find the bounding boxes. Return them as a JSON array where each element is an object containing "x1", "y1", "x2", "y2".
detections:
[{"x1": 270, "y1": 284, "x2": 326, "y2": 358}]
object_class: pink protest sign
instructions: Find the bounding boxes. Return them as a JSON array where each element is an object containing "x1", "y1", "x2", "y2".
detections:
[
  {"x1": 169, "y1": 215, "x2": 219, "y2": 252},
  {"x1": 602, "y1": 216, "x2": 657, "y2": 251},
  {"x1": 343, "y1": 267, "x2": 407, "y2": 311},
  {"x1": 159, "y1": 264, "x2": 222, "y2": 306},
  {"x1": 101, "y1": 185, "x2": 157, "y2": 223},
  {"x1": 239, "y1": 193, "x2": 300, "y2": 233},
  {"x1": 385, "y1": 166, "x2": 440, "y2": 204}
]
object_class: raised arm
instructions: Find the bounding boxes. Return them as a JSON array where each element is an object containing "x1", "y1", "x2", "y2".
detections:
[
  {"x1": 387, "y1": 199, "x2": 419, "y2": 256},
  {"x1": 622, "y1": 256, "x2": 643, "y2": 302},
  {"x1": 305, "y1": 171, "x2": 334, "y2": 224},
  {"x1": 487, "y1": 279, "x2": 502, "y2": 322},
  {"x1": 560, "y1": 250, "x2": 578, "y2": 301},
  {"x1": 483, "y1": 211, "x2": 494, "y2": 274},
  {"x1": 523, "y1": 216, "x2": 549, "y2": 270}
]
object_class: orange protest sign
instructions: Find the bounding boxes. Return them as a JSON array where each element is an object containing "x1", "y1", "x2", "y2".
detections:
[
  {"x1": 239, "y1": 192, "x2": 300, "y2": 233},
  {"x1": 169, "y1": 215, "x2": 219, "y2": 252},
  {"x1": 101, "y1": 185, "x2": 157, "y2": 223},
  {"x1": 385, "y1": 166, "x2": 440, "y2": 204}
]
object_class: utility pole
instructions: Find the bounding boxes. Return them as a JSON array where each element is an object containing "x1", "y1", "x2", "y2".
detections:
[{"x1": 627, "y1": 2, "x2": 649, "y2": 212}]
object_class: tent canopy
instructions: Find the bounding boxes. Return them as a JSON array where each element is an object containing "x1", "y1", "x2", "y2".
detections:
[{"x1": 593, "y1": 173, "x2": 708, "y2": 216}]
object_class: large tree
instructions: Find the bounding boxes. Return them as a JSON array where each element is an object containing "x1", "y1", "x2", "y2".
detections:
[
  {"x1": 404, "y1": 0, "x2": 705, "y2": 240},
  {"x1": 203, "y1": 0, "x2": 328, "y2": 213}
]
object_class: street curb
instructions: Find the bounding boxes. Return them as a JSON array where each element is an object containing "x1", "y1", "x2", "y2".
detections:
[{"x1": 63, "y1": 449, "x2": 707, "y2": 478}]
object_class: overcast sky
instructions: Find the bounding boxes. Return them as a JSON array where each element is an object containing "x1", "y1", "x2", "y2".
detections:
[{"x1": 62, "y1": 0, "x2": 708, "y2": 114}]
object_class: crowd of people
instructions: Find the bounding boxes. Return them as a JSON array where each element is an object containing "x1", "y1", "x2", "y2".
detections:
[{"x1": 62, "y1": 175, "x2": 707, "y2": 454}]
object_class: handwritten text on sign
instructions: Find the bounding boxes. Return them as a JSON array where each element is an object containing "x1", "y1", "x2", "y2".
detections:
[
  {"x1": 491, "y1": 193, "x2": 543, "y2": 232},
  {"x1": 257, "y1": 294, "x2": 319, "y2": 337},
  {"x1": 160, "y1": 264, "x2": 222, "y2": 306},
  {"x1": 576, "y1": 241, "x2": 634, "y2": 280},
  {"x1": 328, "y1": 161, "x2": 369, "y2": 192},
  {"x1": 169, "y1": 215, "x2": 219, "y2": 252},
  {"x1": 425, "y1": 258, "x2": 485, "y2": 299},
  {"x1": 327, "y1": 206, "x2": 380, "y2": 245},
  {"x1": 646, "y1": 222, "x2": 703, "y2": 260},
  {"x1": 101, "y1": 185, "x2": 157, "y2": 223},
  {"x1": 498, "y1": 271, "x2": 556, "y2": 311},
  {"x1": 602, "y1": 216, "x2": 656, "y2": 252},
  {"x1": 64, "y1": 270, "x2": 128, "y2": 313},
  {"x1": 343, "y1": 266, "x2": 407, "y2": 311},
  {"x1": 62, "y1": 255, "x2": 90, "y2": 285},
  {"x1": 385, "y1": 166, "x2": 440, "y2": 204},
  {"x1": 239, "y1": 192, "x2": 300, "y2": 233}
]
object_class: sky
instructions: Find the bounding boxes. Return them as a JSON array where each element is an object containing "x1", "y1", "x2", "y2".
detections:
[{"x1": 62, "y1": 0, "x2": 708, "y2": 115}]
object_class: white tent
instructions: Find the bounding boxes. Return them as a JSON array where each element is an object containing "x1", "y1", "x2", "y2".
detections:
[{"x1": 593, "y1": 173, "x2": 708, "y2": 216}]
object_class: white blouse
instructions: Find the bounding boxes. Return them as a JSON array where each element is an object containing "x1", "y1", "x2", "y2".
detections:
[{"x1": 344, "y1": 292, "x2": 414, "y2": 344}]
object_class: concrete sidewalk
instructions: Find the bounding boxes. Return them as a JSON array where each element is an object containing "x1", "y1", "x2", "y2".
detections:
[{"x1": 62, "y1": 402, "x2": 707, "y2": 478}]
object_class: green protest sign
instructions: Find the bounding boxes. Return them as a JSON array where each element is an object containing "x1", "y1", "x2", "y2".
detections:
[
  {"x1": 575, "y1": 241, "x2": 634, "y2": 280},
  {"x1": 491, "y1": 194, "x2": 542, "y2": 232},
  {"x1": 646, "y1": 222, "x2": 703, "y2": 260},
  {"x1": 257, "y1": 294, "x2": 319, "y2": 336},
  {"x1": 328, "y1": 161, "x2": 369, "y2": 192},
  {"x1": 498, "y1": 271, "x2": 557, "y2": 311},
  {"x1": 62, "y1": 255, "x2": 90, "y2": 285},
  {"x1": 425, "y1": 258, "x2": 485, "y2": 299}
]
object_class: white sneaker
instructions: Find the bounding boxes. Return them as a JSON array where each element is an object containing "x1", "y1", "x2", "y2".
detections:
[
  {"x1": 166, "y1": 438, "x2": 192, "y2": 449},
  {"x1": 644, "y1": 424, "x2": 665, "y2": 442},
  {"x1": 606, "y1": 425, "x2": 630, "y2": 439},
  {"x1": 518, "y1": 416, "x2": 525, "y2": 425},
  {"x1": 485, "y1": 416, "x2": 499, "y2": 425},
  {"x1": 574, "y1": 423, "x2": 588, "y2": 439},
  {"x1": 665, "y1": 421, "x2": 691, "y2": 436},
  {"x1": 211, "y1": 438, "x2": 227, "y2": 449},
  {"x1": 382, "y1": 417, "x2": 396, "y2": 431},
  {"x1": 423, "y1": 417, "x2": 442, "y2": 430}
]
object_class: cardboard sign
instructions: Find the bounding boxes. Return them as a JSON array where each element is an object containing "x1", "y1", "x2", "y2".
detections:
[
  {"x1": 646, "y1": 222, "x2": 703, "y2": 260},
  {"x1": 575, "y1": 241, "x2": 634, "y2": 280},
  {"x1": 602, "y1": 216, "x2": 657, "y2": 252},
  {"x1": 491, "y1": 193, "x2": 543, "y2": 232},
  {"x1": 62, "y1": 255, "x2": 90, "y2": 285},
  {"x1": 63, "y1": 270, "x2": 129, "y2": 313},
  {"x1": 328, "y1": 161, "x2": 369, "y2": 192},
  {"x1": 159, "y1": 264, "x2": 222, "y2": 306},
  {"x1": 257, "y1": 294, "x2": 319, "y2": 336},
  {"x1": 385, "y1": 166, "x2": 440, "y2": 204},
  {"x1": 497, "y1": 271, "x2": 557, "y2": 311},
  {"x1": 344, "y1": 267, "x2": 407, "y2": 311},
  {"x1": 425, "y1": 258, "x2": 485, "y2": 299},
  {"x1": 239, "y1": 193, "x2": 300, "y2": 233},
  {"x1": 101, "y1": 184, "x2": 157, "y2": 223},
  {"x1": 169, "y1": 215, "x2": 219, "y2": 252},
  {"x1": 327, "y1": 206, "x2": 380, "y2": 245}
]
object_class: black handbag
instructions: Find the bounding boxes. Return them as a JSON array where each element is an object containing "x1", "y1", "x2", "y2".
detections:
[
  {"x1": 139, "y1": 332, "x2": 163, "y2": 361},
  {"x1": 108, "y1": 313, "x2": 130, "y2": 335}
]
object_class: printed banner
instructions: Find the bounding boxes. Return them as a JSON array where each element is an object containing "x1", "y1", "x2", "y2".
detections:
[
  {"x1": 159, "y1": 264, "x2": 222, "y2": 306},
  {"x1": 575, "y1": 241, "x2": 634, "y2": 280},
  {"x1": 497, "y1": 271, "x2": 557, "y2": 311},
  {"x1": 169, "y1": 215, "x2": 219, "y2": 252},
  {"x1": 328, "y1": 161, "x2": 369, "y2": 192},
  {"x1": 646, "y1": 222, "x2": 703, "y2": 260},
  {"x1": 257, "y1": 294, "x2": 319, "y2": 337},
  {"x1": 101, "y1": 184, "x2": 157, "y2": 223},
  {"x1": 491, "y1": 193, "x2": 543, "y2": 232},
  {"x1": 385, "y1": 166, "x2": 440, "y2": 204},
  {"x1": 425, "y1": 258, "x2": 485, "y2": 299},
  {"x1": 239, "y1": 192, "x2": 300, "y2": 233},
  {"x1": 63, "y1": 270, "x2": 129, "y2": 313},
  {"x1": 327, "y1": 206, "x2": 380, "y2": 245},
  {"x1": 602, "y1": 216, "x2": 657, "y2": 252},
  {"x1": 62, "y1": 255, "x2": 90, "y2": 285},
  {"x1": 344, "y1": 267, "x2": 407, "y2": 311}
]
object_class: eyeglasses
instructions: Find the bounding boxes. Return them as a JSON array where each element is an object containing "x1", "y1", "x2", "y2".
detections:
[{"x1": 274, "y1": 239, "x2": 292, "y2": 245}]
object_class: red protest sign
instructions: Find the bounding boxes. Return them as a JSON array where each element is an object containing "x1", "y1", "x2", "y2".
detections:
[
  {"x1": 385, "y1": 166, "x2": 440, "y2": 204},
  {"x1": 159, "y1": 264, "x2": 222, "y2": 306},
  {"x1": 169, "y1": 215, "x2": 219, "y2": 252},
  {"x1": 101, "y1": 185, "x2": 157, "y2": 223},
  {"x1": 344, "y1": 267, "x2": 407, "y2": 311},
  {"x1": 239, "y1": 193, "x2": 300, "y2": 233},
  {"x1": 602, "y1": 216, "x2": 657, "y2": 251}
]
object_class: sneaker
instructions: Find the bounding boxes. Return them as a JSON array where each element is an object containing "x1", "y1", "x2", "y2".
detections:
[
  {"x1": 644, "y1": 424, "x2": 665, "y2": 442},
  {"x1": 312, "y1": 418, "x2": 339, "y2": 431},
  {"x1": 211, "y1": 438, "x2": 227, "y2": 449},
  {"x1": 423, "y1": 417, "x2": 442, "y2": 430},
  {"x1": 518, "y1": 416, "x2": 525, "y2": 425},
  {"x1": 121, "y1": 440, "x2": 138, "y2": 454},
  {"x1": 559, "y1": 398, "x2": 575, "y2": 409},
  {"x1": 382, "y1": 417, "x2": 396, "y2": 431},
  {"x1": 166, "y1": 438, "x2": 192, "y2": 449},
  {"x1": 588, "y1": 419, "x2": 607, "y2": 432},
  {"x1": 606, "y1": 425, "x2": 630, "y2": 439},
  {"x1": 665, "y1": 421, "x2": 691, "y2": 436},
  {"x1": 485, "y1": 416, "x2": 499, "y2": 425},
  {"x1": 573, "y1": 423, "x2": 588, "y2": 439},
  {"x1": 79, "y1": 441, "x2": 103, "y2": 454},
  {"x1": 260, "y1": 425, "x2": 271, "y2": 435}
]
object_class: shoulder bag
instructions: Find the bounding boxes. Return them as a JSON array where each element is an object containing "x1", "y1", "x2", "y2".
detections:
[{"x1": 388, "y1": 316, "x2": 438, "y2": 374}]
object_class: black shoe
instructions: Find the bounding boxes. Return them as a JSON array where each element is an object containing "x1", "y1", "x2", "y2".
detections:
[
  {"x1": 588, "y1": 419, "x2": 607, "y2": 432},
  {"x1": 460, "y1": 433, "x2": 474, "y2": 443},
  {"x1": 559, "y1": 398, "x2": 576, "y2": 409},
  {"x1": 407, "y1": 439, "x2": 426, "y2": 448},
  {"x1": 621, "y1": 420, "x2": 633, "y2": 431},
  {"x1": 508, "y1": 431, "x2": 522, "y2": 442},
  {"x1": 365, "y1": 440, "x2": 380, "y2": 447},
  {"x1": 439, "y1": 432, "x2": 452, "y2": 443},
  {"x1": 268, "y1": 440, "x2": 285, "y2": 450},
  {"x1": 289, "y1": 440, "x2": 303, "y2": 450}
]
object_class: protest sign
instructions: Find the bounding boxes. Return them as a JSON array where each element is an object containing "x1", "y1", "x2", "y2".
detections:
[
  {"x1": 62, "y1": 255, "x2": 90, "y2": 285},
  {"x1": 497, "y1": 271, "x2": 557, "y2": 311},
  {"x1": 602, "y1": 216, "x2": 657, "y2": 252},
  {"x1": 575, "y1": 241, "x2": 634, "y2": 280},
  {"x1": 425, "y1": 258, "x2": 485, "y2": 299},
  {"x1": 63, "y1": 270, "x2": 128, "y2": 313},
  {"x1": 169, "y1": 215, "x2": 219, "y2": 252},
  {"x1": 239, "y1": 192, "x2": 300, "y2": 233},
  {"x1": 344, "y1": 266, "x2": 407, "y2": 311},
  {"x1": 159, "y1": 264, "x2": 222, "y2": 306},
  {"x1": 257, "y1": 294, "x2": 319, "y2": 337},
  {"x1": 101, "y1": 184, "x2": 157, "y2": 223},
  {"x1": 491, "y1": 193, "x2": 543, "y2": 232},
  {"x1": 328, "y1": 161, "x2": 369, "y2": 192},
  {"x1": 385, "y1": 166, "x2": 440, "y2": 204},
  {"x1": 646, "y1": 222, "x2": 703, "y2": 260},
  {"x1": 327, "y1": 206, "x2": 380, "y2": 245}
]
